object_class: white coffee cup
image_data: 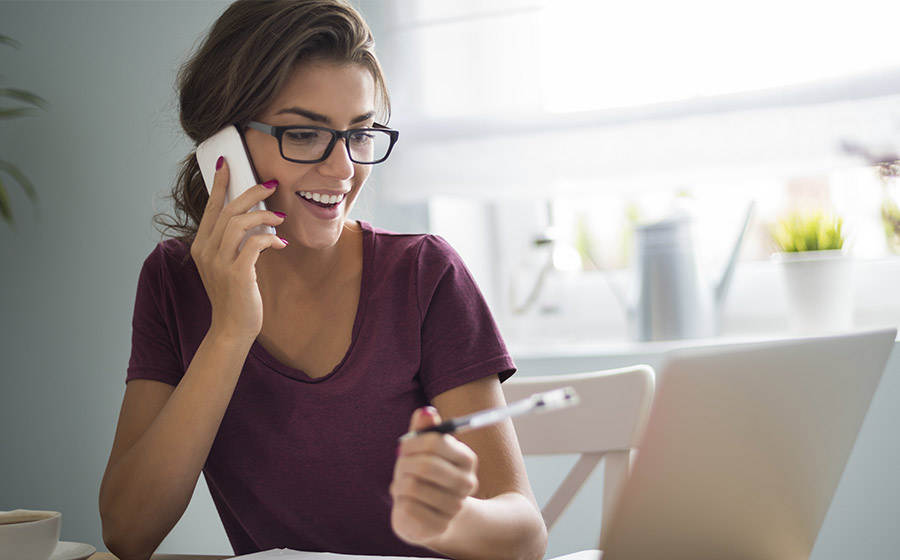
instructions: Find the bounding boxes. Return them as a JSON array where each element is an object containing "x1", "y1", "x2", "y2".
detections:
[{"x1": 0, "y1": 510, "x2": 61, "y2": 560}]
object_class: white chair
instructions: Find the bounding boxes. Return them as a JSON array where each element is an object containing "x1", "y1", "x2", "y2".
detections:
[{"x1": 502, "y1": 365, "x2": 655, "y2": 557}]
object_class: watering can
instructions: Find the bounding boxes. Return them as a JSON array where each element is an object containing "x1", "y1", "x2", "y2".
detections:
[{"x1": 612, "y1": 203, "x2": 754, "y2": 341}]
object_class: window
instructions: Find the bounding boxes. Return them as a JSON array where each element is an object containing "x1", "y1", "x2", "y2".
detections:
[
  {"x1": 373, "y1": 0, "x2": 900, "y2": 344},
  {"x1": 379, "y1": 0, "x2": 900, "y2": 245},
  {"x1": 393, "y1": 0, "x2": 900, "y2": 114}
]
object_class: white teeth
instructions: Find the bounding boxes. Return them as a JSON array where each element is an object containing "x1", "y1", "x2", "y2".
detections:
[{"x1": 298, "y1": 191, "x2": 344, "y2": 205}]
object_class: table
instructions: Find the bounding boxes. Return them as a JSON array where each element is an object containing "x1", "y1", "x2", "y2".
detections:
[{"x1": 89, "y1": 554, "x2": 230, "y2": 560}]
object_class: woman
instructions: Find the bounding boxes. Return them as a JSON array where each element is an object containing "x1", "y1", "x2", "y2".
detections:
[{"x1": 98, "y1": 1, "x2": 547, "y2": 560}]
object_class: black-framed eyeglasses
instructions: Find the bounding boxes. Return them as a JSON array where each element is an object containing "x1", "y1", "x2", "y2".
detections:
[{"x1": 246, "y1": 121, "x2": 399, "y2": 165}]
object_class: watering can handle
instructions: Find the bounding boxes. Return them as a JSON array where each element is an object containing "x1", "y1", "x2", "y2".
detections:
[{"x1": 714, "y1": 201, "x2": 756, "y2": 305}]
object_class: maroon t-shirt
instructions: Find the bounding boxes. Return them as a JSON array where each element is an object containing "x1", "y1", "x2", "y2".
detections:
[{"x1": 126, "y1": 221, "x2": 515, "y2": 557}]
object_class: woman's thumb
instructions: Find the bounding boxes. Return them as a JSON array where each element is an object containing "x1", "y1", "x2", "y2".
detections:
[{"x1": 409, "y1": 405, "x2": 442, "y2": 432}]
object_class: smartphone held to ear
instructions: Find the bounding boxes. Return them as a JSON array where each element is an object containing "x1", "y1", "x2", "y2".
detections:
[{"x1": 196, "y1": 125, "x2": 276, "y2": 247}]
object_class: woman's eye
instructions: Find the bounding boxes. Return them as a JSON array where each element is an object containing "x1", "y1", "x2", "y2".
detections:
[
  {"x1": 349, "y1": 131, "x2": 375, "y2": 145},
  {"x1": 284, "y1": 130, "x2": 319, "y2": 144}
]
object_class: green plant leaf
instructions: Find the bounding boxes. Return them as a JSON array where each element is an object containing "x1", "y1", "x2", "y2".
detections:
[
  {"x1": 0, "y1": 159, "x2": 40, "y2": 222},
  {"x1": 0, "y1": 35, "x2": 22, "y2": 49},
  {"x1": 0, "y1": 178, "x2": 15, "y2": 226},
  {"x1": 770, "y1": 210, "x2": 845, "y2": 252},
  {"x1": 0, "y1": 87, "x2": 50, "y2": 110},
  {"x1": 0, "y1": 107, "x2": 39, "y2": 119},
  {"x1": 0, "y1": 35, "x2": 45, "y2": 226}
]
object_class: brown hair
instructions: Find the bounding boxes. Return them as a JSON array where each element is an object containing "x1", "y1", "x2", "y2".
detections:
[{"x1": 155, "y1": 0, "x2": 390, "y2": 240}]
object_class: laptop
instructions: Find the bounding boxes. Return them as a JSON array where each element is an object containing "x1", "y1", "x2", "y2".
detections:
[{"x1": 598, "y1": 328, "x2": 896, "y2": 560}]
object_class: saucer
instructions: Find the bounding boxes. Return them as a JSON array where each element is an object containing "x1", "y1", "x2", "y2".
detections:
[{"x1": 50, "y1": 541, "x2": 96, "y2": 560}]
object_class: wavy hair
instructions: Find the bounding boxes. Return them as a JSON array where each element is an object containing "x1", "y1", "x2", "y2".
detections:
[{"x1": 155, "y1": 0, "x2": 390, "y2": 240}]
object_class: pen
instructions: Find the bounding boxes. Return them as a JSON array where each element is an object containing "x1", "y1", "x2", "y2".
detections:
[{"x1": 398, "y1": 386, "x2": 579, "y2": 441}]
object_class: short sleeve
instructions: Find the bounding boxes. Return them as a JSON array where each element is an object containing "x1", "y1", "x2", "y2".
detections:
[
  {"x1": 126, "y1": 243, "x2": 188, "y2": 386},
  {"x1": 415, "y1": 236, "x2": 515, "y2": 400}
]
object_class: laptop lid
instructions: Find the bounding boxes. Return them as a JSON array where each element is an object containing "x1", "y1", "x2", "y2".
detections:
[{"x1": 600, "y1": 328, "x2": 896, "y2": 560}]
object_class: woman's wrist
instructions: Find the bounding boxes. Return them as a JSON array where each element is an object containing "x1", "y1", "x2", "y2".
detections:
[
  {"x1": 425, "y1": 493, "x2": 547, "y2": 560},
  {"x1": 207, "y1": 314, "x2": 259, "y2": 349},
  {"x1": 204, "y1": 320, "x2": 258, "y2": 365}
]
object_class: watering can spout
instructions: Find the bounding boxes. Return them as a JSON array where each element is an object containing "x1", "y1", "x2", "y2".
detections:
[{"x1": 714, "y1": 202, "x2": 755, "y2": 310}]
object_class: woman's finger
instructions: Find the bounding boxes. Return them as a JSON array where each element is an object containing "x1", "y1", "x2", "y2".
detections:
[
  {"x1": 208, "y1": 181, "x2": 279, "y2": 258},
  {"x1": 234, "y1": 232, "x2": 289, "y2": 269},
  {"x1": 394, "y1": 451, "x2": 477, "y2": 497},
  {"x1": 392, "y1": 456, "x2": 474, "y2": 506},
  {"x1": 196, "y1": 155, "x2": 228, "y2": 243},
  {"x1": 218, "y1": 209, "x2": 286, "y2": 256},
  {"x1": 392, "y1": 485, "x2": 464, "y2": 520},
  {"x1": 227, "y1": 179, "x2": 278, "y2": 215},
  {"x1": 400, "y1": 431, "x2": 478, "y2": 472}
]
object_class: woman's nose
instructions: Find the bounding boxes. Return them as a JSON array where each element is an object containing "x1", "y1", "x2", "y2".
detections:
[{"x1": 318, "y1": 139, "x2": 355, "y2": 180}]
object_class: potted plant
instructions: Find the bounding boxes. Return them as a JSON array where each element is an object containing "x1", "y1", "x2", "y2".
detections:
[
  {"x1": 1, "y1": 34, "x2": 47, "y2": 227},
  {"x1": 875, "y1": 159, "x2": 900, "y2": 253},
  {"x1": 769, "y1": 209, "x2": 853, "y2": 333},
  {"x1": 841, "y1": 141, "x2": 900, "y2": 253}
]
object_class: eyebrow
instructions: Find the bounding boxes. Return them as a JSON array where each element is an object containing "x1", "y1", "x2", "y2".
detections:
[{"x1": 275, "y1": 107, "x2": 376, "y2": 126}]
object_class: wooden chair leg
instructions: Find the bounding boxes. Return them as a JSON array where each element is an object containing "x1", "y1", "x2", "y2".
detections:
[{"x1": 542, "y1": 452, "x2": 605, "y2": 530}]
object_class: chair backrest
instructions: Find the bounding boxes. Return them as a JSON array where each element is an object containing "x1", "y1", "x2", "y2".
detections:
[{"x1": 502, "y1": 365, "x2": 655, "y2": 539}]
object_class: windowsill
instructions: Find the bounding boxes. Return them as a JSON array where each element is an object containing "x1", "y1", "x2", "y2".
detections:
[
  {"x1": 503, "y1": 256, "x2": 900, "y2": 360},
  {"x1": 508, "y1": 328, "x2": 900, "y2": 362}
]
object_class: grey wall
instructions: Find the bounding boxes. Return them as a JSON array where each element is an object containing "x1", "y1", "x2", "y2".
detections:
[{"x1": 0, "y1": 1, "x2": 242, "y2": 553}]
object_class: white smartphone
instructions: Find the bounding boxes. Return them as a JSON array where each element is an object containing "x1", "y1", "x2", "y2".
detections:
[{"x1": 196, "y1": 125, "x2": 276, "y2": 246}]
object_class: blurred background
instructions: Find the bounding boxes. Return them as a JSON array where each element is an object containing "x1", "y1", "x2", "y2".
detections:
[{"x1": 2, "y1": 1, "x2": 899, "y2": 558}]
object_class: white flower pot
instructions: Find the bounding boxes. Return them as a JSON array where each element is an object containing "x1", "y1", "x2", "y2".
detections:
[{"x1": 772, "y1": 250, "x2": 854, "y2": 334}]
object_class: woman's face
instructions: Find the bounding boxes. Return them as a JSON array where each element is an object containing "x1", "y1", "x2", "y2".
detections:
[{"x1": 244, "y1": 61, "x2": 377, "y2": 250}]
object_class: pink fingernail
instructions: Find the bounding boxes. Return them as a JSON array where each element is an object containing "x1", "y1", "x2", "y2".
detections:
[
  {"x1": 273, "y1": 211, "x2": 287, "y2": 218},
  {"x1": 215, "y1": 156, "x2": 224, "y2": 171},
  {"x1": 278, "y1": 236, "x2": 289, "y2": 245},
  {"x1": 262, "y1": 180, "x2": 278, "y2": 189},
  {"x1": 421, "y1": 406, "x2": 437, "y2": 418}
]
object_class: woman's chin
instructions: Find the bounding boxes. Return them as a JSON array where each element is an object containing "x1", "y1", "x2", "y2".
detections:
[{"x1": 283, "y1": 224, "x2": 345, "y2": 251}]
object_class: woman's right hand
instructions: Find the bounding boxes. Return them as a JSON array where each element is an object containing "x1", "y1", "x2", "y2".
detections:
[{"x1": 190, "y1": 156, "x2": 287, "y2": 342}]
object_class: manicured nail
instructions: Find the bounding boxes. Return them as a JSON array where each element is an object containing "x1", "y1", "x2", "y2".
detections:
[
  {"x1": 278, "y1": 236, "x2": 289, "y2": 245},
  {"x1": 215, "y1": 156, "x2": 224, "y2": 171},
  {"x1": 262, "y1": 180, "x2": 278, "y2": 189},
  {"x1": 273, "y1": 211, "x2": 287, "y2": 219},
  {"x1": 420, "y1": 406, "x2": 437, "y2": 418}
]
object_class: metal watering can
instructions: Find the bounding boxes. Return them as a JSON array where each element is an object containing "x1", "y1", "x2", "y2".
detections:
[{"x1": 612, "y1": 204, "x2": 754, "y2": 341}]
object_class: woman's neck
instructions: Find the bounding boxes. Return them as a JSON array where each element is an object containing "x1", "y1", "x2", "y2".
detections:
[{"x1": 256, "y1": 223, "x2": 363, "y2": 296}]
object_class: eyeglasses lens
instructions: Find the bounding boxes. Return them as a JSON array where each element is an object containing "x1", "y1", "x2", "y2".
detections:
[{"x1": 281, "y1": 127, "x2": 393, "y2": 163}]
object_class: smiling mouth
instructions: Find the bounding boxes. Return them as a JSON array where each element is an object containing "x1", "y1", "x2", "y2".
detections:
[{"x1": 297, "y1": 191, "x2": 345, "y2": 209}]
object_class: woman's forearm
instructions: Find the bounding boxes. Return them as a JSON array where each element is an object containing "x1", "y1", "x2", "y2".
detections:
[
  {"x1": 427, "y1": 492, "x2": 548, "y2": 560},
  {"x1": 99, "y1": 328, "x2": 253, "y2": 560}
]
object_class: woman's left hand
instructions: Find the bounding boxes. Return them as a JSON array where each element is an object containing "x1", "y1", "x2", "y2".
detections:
[{"x1": 390, "y1": 406, "x2": 479, "y2": 548}]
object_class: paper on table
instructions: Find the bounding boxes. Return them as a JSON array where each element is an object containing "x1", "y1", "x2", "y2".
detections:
[{"x1": 232, "y1": 548, "x2": 445, "y2": 560}]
